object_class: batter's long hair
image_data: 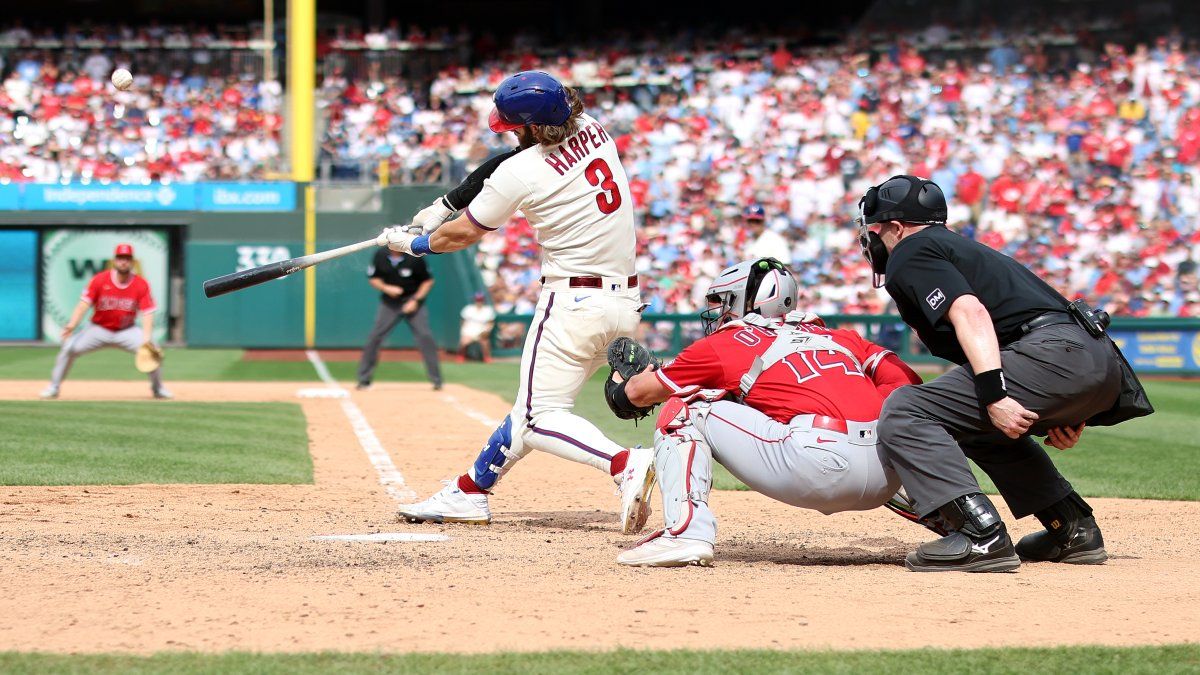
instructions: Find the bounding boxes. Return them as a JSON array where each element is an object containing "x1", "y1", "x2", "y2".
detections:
[{"x1": 532, "y1": 86, "x2": 585, "y2": 147}]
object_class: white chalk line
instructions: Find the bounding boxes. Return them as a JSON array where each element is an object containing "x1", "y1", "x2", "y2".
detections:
[
  {"x1": 439, "y1": 392, "x2": 500, "y2": 428},
  {"x1": 304, "y1": 350, "x2": 416, "y2": 502}
]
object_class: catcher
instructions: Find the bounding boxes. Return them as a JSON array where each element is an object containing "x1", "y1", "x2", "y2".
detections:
[
  {"x1": 604, "y1": 258, "x2": 930, "y2": 566},
  {"x1": 41, "y1": 243, "x2": 171, "y2": 400}
]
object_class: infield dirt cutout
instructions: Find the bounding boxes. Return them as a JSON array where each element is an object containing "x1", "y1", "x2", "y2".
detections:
[{"x1": 0, "y1": 379, "x2": 1197, "y2": 654}]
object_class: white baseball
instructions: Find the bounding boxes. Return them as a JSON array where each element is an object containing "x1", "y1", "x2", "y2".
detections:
[{"x1": 111, "y1": 69, "x2": 133, "y2": 91}]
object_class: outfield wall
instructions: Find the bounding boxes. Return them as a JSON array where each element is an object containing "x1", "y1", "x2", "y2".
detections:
[{"x1": 0, "y1": 183, "x2": 487, "y2": 349}]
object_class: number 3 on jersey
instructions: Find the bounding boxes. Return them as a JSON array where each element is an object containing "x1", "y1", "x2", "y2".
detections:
[{"x1": 584, "y1": 158, "x2": 622, "y2": 214}]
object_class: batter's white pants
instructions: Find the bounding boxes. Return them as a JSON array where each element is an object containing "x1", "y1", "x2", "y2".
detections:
[
  {"x1": 503, "y1": 283, "x2": 643, "y2": 474},
  {"x1": 49, "y1": 323, "x2": 164, "y2": 391},
  {"x1": 661, "y1": 400, "x2": 901, "y2": 545}
]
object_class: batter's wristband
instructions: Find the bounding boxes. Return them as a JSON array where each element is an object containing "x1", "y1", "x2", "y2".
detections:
[
  {"x1": 974, "y1": 368, "x2": 1008, "y2": 406},
  {"x1": 412, "y1": 235, "x2": 438, "y2": 256}
]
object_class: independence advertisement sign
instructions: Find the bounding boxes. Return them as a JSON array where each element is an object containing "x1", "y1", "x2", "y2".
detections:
[{"x1": 0, "y1": 183, "x2": 295, "y2": 212}]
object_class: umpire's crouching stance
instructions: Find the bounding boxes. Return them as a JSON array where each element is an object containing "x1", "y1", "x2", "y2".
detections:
[{"x1": 857, "y1": 175, "x2": 1151, "y2": 573}]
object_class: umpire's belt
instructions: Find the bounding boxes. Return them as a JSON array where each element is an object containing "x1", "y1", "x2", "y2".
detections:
[
  {"x1": 541, "y1": 275, "x2": 638, "y2": 291},
  {"x1": 1013, "y1": 311, "x2": 1077, "y2": 340}
]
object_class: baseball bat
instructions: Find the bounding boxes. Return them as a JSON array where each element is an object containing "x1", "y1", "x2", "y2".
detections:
[{"x1": 203, "y1": 237, "x2": 381, "y2": 298}]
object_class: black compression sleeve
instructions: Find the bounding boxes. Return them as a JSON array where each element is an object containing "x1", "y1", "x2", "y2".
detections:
[{"x1": 443, "y1": 149, "x2": 521, "y2": 210}]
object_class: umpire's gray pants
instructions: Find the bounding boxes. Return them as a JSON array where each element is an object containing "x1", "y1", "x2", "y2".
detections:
[
  {"x1": 878, "y1": 323, "x2": 1122, "y2": 520},
  {"x1": 356, "y1": 302, "x2": 441, "y2": 386},
  {"x1": 49, "y1": 323, "x2": 164, "y2": 391}
]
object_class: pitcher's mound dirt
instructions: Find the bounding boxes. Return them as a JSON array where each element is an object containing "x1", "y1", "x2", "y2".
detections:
[{"x1": 0, "y1": 380, "x2": 1196, "y2": 654}]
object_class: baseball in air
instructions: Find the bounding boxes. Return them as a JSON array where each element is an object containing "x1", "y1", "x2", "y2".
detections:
[{"x1": 111, "y1": 69, "x2": 133, "y2": 91}]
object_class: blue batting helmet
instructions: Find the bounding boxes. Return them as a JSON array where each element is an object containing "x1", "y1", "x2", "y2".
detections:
[
  {"x1": 743, "y1": 204, "x2": 766, "y2": 220},
  {"x1": 489, "y1": 71, "x2": 571, "y2": 133}
]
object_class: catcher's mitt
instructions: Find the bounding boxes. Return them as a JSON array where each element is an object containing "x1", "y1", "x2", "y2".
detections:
[
  {"x1": 135, "y1": 342, "x2": 164, "y2": 373},
  {"x1": 604, "y1": 337, "x2": 661, "y2": 421}
]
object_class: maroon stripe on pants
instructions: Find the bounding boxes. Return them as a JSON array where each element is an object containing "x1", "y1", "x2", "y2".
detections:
[{"x1": 524, "y1": 292, "x2": 556, "y2": 424}]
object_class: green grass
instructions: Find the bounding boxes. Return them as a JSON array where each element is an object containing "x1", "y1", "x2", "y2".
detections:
[
  {"x1": 0, "y1": 645, "x2": 1197, "y2": 674},
  {"x1": 2, "y1": 347, "x2": 1198, "y2": 499},
  {"x1": 0, "y1": 401, "x2": 312, "y2": 485}
]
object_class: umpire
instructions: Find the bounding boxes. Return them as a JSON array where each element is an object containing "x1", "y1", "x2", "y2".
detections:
[
  {"x1": 858, "y1": 175, "x2": 1129, "y2": 573},
  {"x1": 356, "y1": 248, "x2": 442, "y2": 390}
]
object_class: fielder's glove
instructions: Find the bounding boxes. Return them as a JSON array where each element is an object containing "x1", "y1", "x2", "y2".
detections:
[
  {"x1": 604, "y1": 337, "x2": 662, "y2": 421},
  {"x1": 135, "y1": 342, "x2": 164, "y2": 373},
  {"x1": 412, "y1": 198, "x2": 456, "y2": 234},
  {"x1": 376, "y1": 225, "x2": 423, "y2": 256}
]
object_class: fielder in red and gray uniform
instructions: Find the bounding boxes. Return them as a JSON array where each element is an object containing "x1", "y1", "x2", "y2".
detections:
[
  {"x1": 41, "y1": 243, "x2": 171, "y2": 400},
  {"x1": 612, "y1": 258, "x2": 923, "y2": 567}
]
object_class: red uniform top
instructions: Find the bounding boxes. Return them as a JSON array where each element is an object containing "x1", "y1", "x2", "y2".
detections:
[
  {"x1": 655, "y1": 321, "x2": 916, "y2": 423},
  {"x1": 82, "y1": 270, "x2": 157, "y2": 331}
]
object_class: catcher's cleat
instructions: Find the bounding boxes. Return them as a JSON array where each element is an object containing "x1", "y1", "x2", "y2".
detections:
[
  {"x1": 885, "y1": 488, "x2": 952, "y2": 536},
  {"x1": 397, "y1": 481, "x2": 491, "y2": 525},
  {"x1": 616, "y1": 446, "x2": 655, "y2": 535},
  {"x1": 618, "y1": 531, "x2": 713, "y2": 568}
]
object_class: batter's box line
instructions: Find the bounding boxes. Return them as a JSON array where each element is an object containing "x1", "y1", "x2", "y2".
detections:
[
  {"x1": 439, "y1": 392, "x2": 501, "y2": 429},
  {"x1": 304, "y1": 350, "x2": 417, "y2": 503}
]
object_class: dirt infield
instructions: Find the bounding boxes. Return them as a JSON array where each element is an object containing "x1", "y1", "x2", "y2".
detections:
[{"x1": 0, "y1": 379, "x2": 1197, "y2": 654}]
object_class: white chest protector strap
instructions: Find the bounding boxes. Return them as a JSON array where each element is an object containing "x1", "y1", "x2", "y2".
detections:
[{"x1": 737, "y1": 315, "x2": 863, "y2": 398}]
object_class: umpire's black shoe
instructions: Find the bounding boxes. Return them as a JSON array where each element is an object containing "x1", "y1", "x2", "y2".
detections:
[
  {"x1": 905, "y1": 525, "x2": 1021, "y2": 573},
  {"x1": 1016, "y1": 516, "x2": 1107, "y2": 564}
]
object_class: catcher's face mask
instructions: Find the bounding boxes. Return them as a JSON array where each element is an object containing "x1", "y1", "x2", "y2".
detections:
[{"x1": 700, "y1": 293, "x2": 735, "y2": 336}]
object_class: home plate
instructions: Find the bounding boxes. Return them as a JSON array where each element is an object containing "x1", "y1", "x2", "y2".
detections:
[
  {"x1": 311, "y1": 533, "x2": 449, "y2": 543},
  {"x1": 296, "y1": 387, "x2": 349, "y2": 399}
]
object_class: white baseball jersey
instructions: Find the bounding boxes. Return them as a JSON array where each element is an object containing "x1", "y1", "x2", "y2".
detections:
[{"x1": 464, "y1": 113, "x2": 636, "y2": 279}]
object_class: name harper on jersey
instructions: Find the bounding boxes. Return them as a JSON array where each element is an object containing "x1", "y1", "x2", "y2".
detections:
[{"x1": 543, "y1": 121, "x2": 611, "y2": 176}]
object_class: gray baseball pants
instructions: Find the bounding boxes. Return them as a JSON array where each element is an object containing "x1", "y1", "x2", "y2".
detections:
[
  {"x1": 877, "y1": 323, "x2": 1123, "y2": 519},
  {"x1": 49, "y1": 323, "x2": 164, "y2": 391},
  {"x1": 357, "y1": 302, "x2": 442, "y2": 386}
]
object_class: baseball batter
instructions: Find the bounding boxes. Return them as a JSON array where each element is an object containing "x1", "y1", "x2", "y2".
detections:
[
  {"x1": 41, "y1": 243, "x2": 171, "y2": 400},
  {"x1": 381, "y1": 71, "x2": 655, "y2": 532},
  {"x1": 606, "y1": 259, "x2": 924, "y2": 566}
]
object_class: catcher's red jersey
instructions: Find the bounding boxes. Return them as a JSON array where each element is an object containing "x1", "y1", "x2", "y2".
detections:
[
  {"x1": 82, "y1": 270, "x2": 156, "y2": 331},
  {"x1": 655, "y1": 322, "x2": 894, "y2": 423}
]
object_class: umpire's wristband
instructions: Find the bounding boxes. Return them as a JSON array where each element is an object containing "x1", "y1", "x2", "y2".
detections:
[{"x1": 974, "y1": 368, "x2": 1008, "y2": 406}]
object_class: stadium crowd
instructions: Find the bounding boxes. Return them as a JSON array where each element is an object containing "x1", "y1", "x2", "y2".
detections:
[{"x1": 3, "y1": 21, "x2": 1200, "y2": 318}]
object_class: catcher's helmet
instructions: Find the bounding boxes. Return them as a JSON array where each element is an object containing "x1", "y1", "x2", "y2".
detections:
[
  {"x1": 700, "y1": 258, "x2": 798, "y2": 334},
  {"x1": 489, "y1": 71, "x2": 571, "y2": 133}
]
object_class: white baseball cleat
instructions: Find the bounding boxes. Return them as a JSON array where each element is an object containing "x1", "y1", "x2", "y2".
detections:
[
  {"x1": 39, "y1": 386, "x2": 59, "y2": 399},
  {"x1": 618, "y1": 534, "x2": 714, "y2": 568},
  {"x1": 152, "y1": 387, "x2": 174, "y2": 400},
  {"x1": 616, "y1": 446, "x2": 655, "y2": 534},
  {"x1": 397, "y1": 481, "x2": 491, "y2": 525}
]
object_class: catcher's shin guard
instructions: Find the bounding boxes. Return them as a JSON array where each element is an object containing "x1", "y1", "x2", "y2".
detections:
[{"x1": 653, "y1": 422, "x2": 715, "y2": 544}]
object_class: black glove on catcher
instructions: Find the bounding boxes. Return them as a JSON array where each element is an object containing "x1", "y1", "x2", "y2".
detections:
[{"x1": 604, "y1": 337, "x2": 661, "y2": 421}]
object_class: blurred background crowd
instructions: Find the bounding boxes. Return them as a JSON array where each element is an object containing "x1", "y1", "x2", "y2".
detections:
[{"x1": 2, "y1": 13, "x2": 1200, "y2": 320}]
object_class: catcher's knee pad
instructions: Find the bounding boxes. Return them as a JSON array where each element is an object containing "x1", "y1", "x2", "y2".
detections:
[
  {"x1": 653, "y1": 426, "x2": 714, "y2": 541},
  {"x1": 468, "y1": 415, "x2": 522, "y2": 491},
  {"x1": 655, "y1": 397, "x2": 713, "y2": 434}
]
